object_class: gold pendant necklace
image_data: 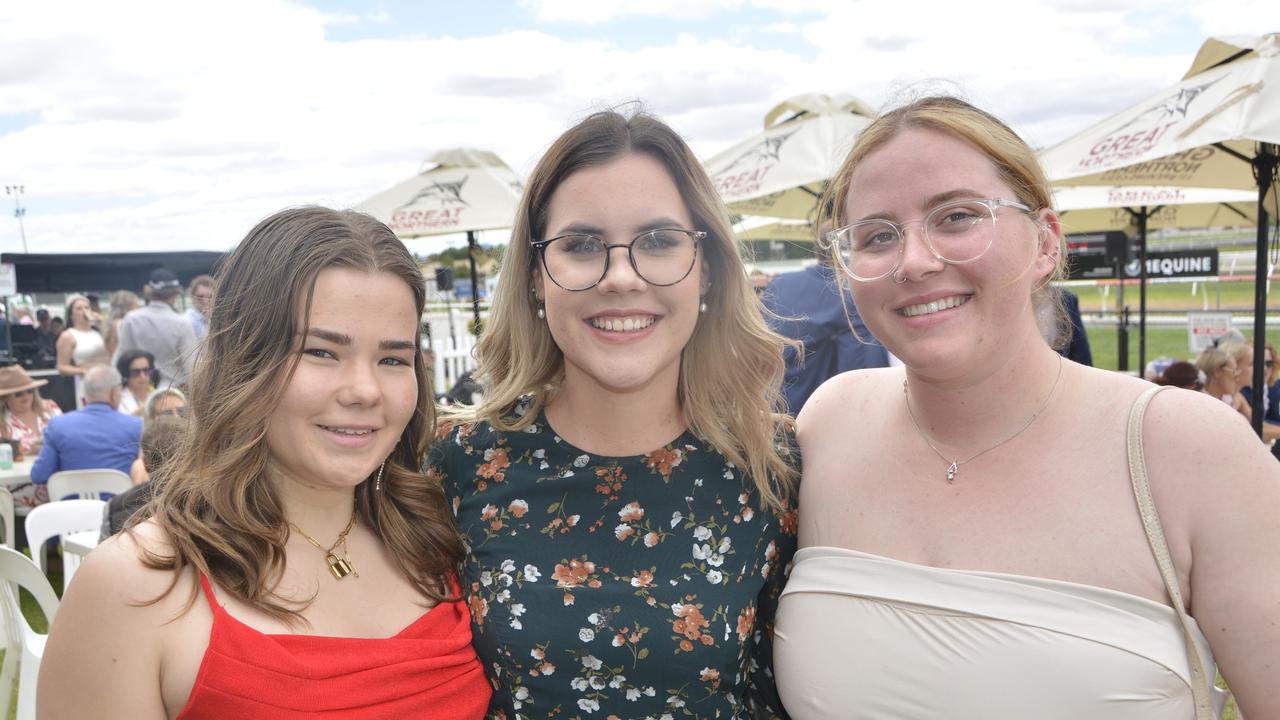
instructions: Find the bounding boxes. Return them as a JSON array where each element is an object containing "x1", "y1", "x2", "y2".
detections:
[
  {"x1": 289, "y1": 508, "x2": 359, "y2": 580},
  {"x1": 904, "y1": 355, "x2": 1064, "y2": 483}
]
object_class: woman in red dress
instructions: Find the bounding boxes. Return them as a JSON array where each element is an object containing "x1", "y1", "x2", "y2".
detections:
[{"x1": 40, "y1": 207, "x2": 490, "y2": 719}]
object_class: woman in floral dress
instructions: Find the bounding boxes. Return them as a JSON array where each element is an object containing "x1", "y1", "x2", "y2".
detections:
[{"x1": 429, "y1": 108, "x2": 798, "y2": 720}]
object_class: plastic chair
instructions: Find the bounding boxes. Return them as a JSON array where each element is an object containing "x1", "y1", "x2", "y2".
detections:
[
  {"x1": 46, "y1": 469, "x2": 132, "y2": 502},
  {"x1": 23, "y1": 499, "x2": 106, "y2": 594},
  {"x1": 0, "y1": 546, "x2": 59, "y2": 720},
  {"x1": 0, "y1": 487, "x2": 14, "y2": 548}
]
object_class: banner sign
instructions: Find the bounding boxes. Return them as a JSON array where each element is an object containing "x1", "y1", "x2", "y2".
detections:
[
  {"x1": 1066, "y1": 248, "x2": 1218, "y2": 280},
  {"x1": 1187, "y1": 312, "x2": 1234, "y2": 353}
]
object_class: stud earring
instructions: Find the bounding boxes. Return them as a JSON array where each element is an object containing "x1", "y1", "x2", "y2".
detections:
[
  {"x1": 374, "y1": 460, "x2": 386, "y2": 492},
  {"x1": 699, "y1": 302, "x2": 707, "y2": 313}
]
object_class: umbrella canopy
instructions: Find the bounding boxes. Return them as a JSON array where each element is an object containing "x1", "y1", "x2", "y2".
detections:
[
  {"x1": 705, "y1": 93, "x2": 875, "y2": 220},
  {"x1": 1053, "y1": 186, "x2": 1257, "y2": 234},
  {"x1": 356, "y1": 148, "x2": 524, "y2": 238},
  {"x1": 357, "y1": 148, "x2": 524, "y2": 336},
  {"x1": 1039, "y1": 35, "x2": 1280, "y2": 213},
  {"x1": 1040, "y1": 33, "x2": 1280, "y2": 433}
]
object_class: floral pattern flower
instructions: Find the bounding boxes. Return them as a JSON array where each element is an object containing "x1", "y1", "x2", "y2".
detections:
[{"x1": 429, "y1": 411, "x2": 797, "y2": 719}]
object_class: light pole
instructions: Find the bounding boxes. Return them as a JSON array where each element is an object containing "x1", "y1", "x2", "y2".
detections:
[{"x1": 4, "y1": 185, "x2": 27, "y2": 253}]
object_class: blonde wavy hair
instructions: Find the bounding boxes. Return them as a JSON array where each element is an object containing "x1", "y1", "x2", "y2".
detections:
[
  {"x1": 138, "y1": 207, "x2": 462, "y2": 623},
  {"x1": 459, "y1": 108, "x2": 796, "y2": 510},
  {"x1": 818, "y1": 95, "x2": 1069, "y2": 346}
]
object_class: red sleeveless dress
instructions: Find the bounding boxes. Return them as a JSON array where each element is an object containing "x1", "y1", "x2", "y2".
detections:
[{"x1": 176, "y1": 573, "x2": 491, "y2": 719}]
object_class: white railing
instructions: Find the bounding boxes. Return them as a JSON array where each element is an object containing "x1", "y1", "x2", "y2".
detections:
[{"x1": 423, "y1": 304, "x2": 489, "y2": 394}]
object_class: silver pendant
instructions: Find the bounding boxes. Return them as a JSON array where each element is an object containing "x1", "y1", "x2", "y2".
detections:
[{"x1": 946, "y1": 461, "x2": 958, "y2": 483}]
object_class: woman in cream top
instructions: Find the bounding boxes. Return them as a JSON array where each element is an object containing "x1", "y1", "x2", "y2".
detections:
[{"x1": 774, "y1": 96, "x2": 1279, "y2": 719}]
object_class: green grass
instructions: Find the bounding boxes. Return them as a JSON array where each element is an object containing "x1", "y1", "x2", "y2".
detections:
[
  {"x1": 1070, "y1": 278, "x2": 1274, "y2": 313},
  {"x1": 1085, "y1": 326, "x2": 1205, "y2": 371}
]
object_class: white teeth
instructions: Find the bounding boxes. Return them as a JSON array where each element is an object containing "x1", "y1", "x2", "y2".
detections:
[
  {"x1": 590, "y1": 315, "x2": 655, "y2": 332},
  {"x1": 902, "y1": 296, "x2": 968, "y2": 317},
  {"x1": 324, "y1": 426, "x2": 371, "y2": 436}
]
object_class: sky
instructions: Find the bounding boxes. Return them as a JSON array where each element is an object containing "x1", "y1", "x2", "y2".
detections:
[{"x1": 1, "y1": 0, "x2": 1277, "y2": 255}]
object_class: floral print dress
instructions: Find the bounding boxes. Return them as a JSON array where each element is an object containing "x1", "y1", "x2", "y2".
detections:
[{"x1": 429, "y1": 410, "x2": 797, "y2": 720}]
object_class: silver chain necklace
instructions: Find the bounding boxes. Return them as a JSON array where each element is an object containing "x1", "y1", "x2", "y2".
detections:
[{"x1": 903, "y1": 355, "x2": 1064, "y2": 483}]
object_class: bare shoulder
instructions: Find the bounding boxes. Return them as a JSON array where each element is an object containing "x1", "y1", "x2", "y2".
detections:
[
  {"x1": 797, "y1": 367, "x2": 901, "y2": 440},
  {"x1": 40, "y1": 519, "x2": 201, "y2": 718},
  {"x1": 73, "y1": 519, "x2": 198, "y2": 615},
  {"x1": 1140, "y1": 381, "x2": 1280, "y2": 493}
]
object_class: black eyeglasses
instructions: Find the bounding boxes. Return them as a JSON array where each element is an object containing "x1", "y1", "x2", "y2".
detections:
[
  {"x1": 532, "y1": 228, "x2": 704, "y2": 292},
  {"x1": 1265, "y1": 360, "x2": 1275, "y2": 369}
]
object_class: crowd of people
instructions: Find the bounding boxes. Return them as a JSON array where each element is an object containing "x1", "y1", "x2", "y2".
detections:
[{"x1": 9, "y1": 96, "x2": 1275, "y2": 720}]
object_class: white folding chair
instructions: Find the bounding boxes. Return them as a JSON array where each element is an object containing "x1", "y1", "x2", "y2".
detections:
[
  {"x1": 0, "y1": 487, "x2": 14, "y2": 548},
  {"x1": 23, "y1": 500, "x2": 107, "y2": 594},
  {"x1": 0, "y1": 546, "x2": 59, "y2": 720},
  {"x1": 0, "y1": 487, "x2": 16, "y2": 719},
  {"x1": 46, "y1": 469, "x2": 132, "y2": 502}
]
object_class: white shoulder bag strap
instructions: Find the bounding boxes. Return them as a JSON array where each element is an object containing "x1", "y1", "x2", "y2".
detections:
[{"x1": 1126, "y1": 385, "x2": 1216, "y2": 720}]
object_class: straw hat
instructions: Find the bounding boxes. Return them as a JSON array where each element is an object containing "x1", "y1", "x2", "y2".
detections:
[{"x1": 0, "y1": 365, "x2": 48, "y2": 397}]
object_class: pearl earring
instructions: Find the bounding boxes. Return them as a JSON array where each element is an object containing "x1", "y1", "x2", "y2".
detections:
[
  {"x1": 699, "y1": 302, "x2": 707, "y2": 314},
  {"x1": 537, "y1": 307, "x2": 546, "y2": 319}
]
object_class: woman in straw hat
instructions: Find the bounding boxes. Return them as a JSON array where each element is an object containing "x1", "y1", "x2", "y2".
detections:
[{"x1": 0, "y1": 364, "x2": 62, "y2": 512}]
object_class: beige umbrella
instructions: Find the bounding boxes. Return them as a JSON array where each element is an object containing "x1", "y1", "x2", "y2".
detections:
[
  {"x1": 705, "y1": 93, "x2": 874, "y2": 220},
  {"x1": 1040, "y1": 33, "x2": 1280, "y2": 431},
  {"x1": 1053, "y1": 186, "x2": 1257, "y2": 234},
  {"x1": 357, "y1": 148, "x2": 523, "y2": 333}
]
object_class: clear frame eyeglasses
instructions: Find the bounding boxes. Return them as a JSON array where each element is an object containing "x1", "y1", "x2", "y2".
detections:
[
  {"x1": 532, "y1": 228, "x2": 705, "y2": 292},
  {"x1": 820, "y1": 198, "x2": 1036, "y2": 282}
]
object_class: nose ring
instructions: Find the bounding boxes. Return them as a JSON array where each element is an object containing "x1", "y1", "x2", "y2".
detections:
[{"x1": 892, "y1": 272, "x2": 908, "y2": 284}]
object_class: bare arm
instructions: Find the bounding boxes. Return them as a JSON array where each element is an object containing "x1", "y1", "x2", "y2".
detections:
[
  {"x1": 54, "y1": 332, "x2": 80, "y2": 376},
  {"x1": 38, "y1": 530, "x2": 175, "y2": 719},
  {"x1": 1146, "y1": 391, "x2": 1280, "y2": 718}
]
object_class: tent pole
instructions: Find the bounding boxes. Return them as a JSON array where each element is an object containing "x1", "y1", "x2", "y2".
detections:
[
  {"x1": 1250, "y1": 143, "x2": 1278, "y2": 437},
  {"x1": 467, "y1": 230, "x2": 482, "y2": 337},
  {"x1": 1138, "y1": 206, "x2": 1148, "y2": 377}
]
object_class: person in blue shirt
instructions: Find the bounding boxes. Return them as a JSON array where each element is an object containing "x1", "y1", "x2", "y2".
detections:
[
  {"x1": 31, "y1": 363, "x2": 142, "y2": 488},
  {"x1": 762, "y1": 260, "x2": 889, "y2": 414}
]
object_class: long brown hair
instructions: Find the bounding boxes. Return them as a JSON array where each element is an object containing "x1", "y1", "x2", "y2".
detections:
[
  {"x1": 140, "y1": 206, "x2": 461, "y2": 622},
  {"x1": 460, "y1": 108, "x2": 797, "y2": 510}
]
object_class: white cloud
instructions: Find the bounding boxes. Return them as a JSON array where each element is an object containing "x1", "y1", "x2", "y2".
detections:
[{"x1": 0, "y1": 0, "x2": 1264, "y2": 255}]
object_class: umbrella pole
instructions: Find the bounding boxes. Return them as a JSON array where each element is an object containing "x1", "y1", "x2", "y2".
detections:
[
  {"x1": 1250, "y1": 143, "x2": 1278, "y2": 437},
  {"x1": 1138, "y1": 206, "x2": 1148, "y2": 377},
  {"x1": 467, "y1": 230, "x2": 483, "y2": 337}
]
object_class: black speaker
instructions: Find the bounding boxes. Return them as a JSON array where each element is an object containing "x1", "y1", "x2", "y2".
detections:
[
  {"x1": 1103, "y1": 231, "x2": 1130, "y2": 264},
  {"x1": 435, "y1": 266, "x2": 454, "y2": 291}
]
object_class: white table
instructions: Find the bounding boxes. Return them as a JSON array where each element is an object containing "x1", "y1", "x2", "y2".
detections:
[{"x1": 0, "y1": 459, "x2": 35, "y2": 490}]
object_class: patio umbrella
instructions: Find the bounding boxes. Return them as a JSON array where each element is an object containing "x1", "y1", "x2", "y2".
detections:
[
  {"x1": 1053, "y1": 185, "x2": 1258, "y2": 375},
  {"x1": 357, "y1": 148, "x2": 523, "y2": 334},
  {"x1": 705, "y1": 93, "x2": 875, "y2": 220},
  {"x1": 1039, "y1": 33, "x2": 1280, "y2": 433}
]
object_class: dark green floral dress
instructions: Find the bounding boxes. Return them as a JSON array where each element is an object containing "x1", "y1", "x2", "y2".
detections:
[{"x1": 428, "y1": 409, "x2": 797, "y2": 720}]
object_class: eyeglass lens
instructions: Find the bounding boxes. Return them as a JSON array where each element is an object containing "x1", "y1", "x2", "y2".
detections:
[
  {"x1": 541, "y1": 230, "x2": 699, "y2": 291},
  {"x1": 833, "y1": 200, "x2": 1004, "y2": 280}
]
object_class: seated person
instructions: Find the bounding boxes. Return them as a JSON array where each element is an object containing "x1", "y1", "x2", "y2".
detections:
[
  {"x1": 30, "y1": 364, "x2": 143, "y2": 495},
  {"x1": 130, "y1": 387, "x2": 188, "y2": 484},
  {"x1": 101, "y1": 414, "x2": 187, "y2": 540}
]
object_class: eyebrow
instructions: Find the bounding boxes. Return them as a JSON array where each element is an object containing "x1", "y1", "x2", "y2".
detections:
[
  {"x1": 552, "y1": 216, "x2": 689, "y2": 238},
  {"x1": 856, "y1": 189, "x2": 987, "y2": 223},
  {"x1": 307, "y1": 328, "x2": 416, "y2": 351}
]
